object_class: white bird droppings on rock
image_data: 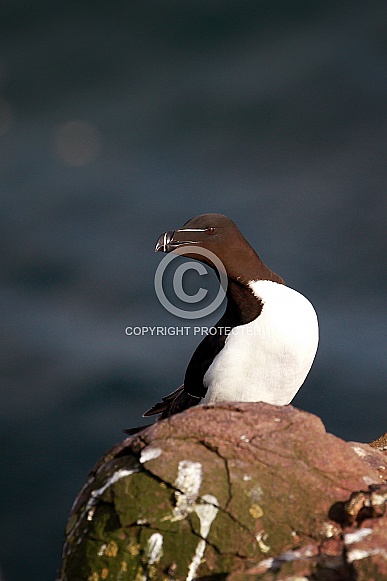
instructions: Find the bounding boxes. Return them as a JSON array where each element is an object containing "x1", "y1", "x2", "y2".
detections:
[
  {"x1": 171, "y1": 460, "x2": 203, "y2": 521},
  {"x1": 175, "y1": 460, "x2": 202, "y2": 497},
  {"x1": 146, "y1": 533, "x2": 164, "y2": 565},
  {"x1": 186, "y1": 495, "x2": 219, "y2": 581},
  {"x1": 346, "y1": 548, "x2": 373, "y2": 563},
  {"x1": 344, "y1": 528, "x2": 373, "y2": 544},
  {"x1": 86, "y1": 467, "x2": 140, "y2": 512},
  {"x1": 351, "y1": 445, "x2": 368, "y2": 458},
  {"x1": 140, "y1": 446, "x2": 162, "y2": 463}
]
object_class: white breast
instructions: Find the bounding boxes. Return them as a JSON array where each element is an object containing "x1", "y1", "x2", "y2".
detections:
[{"x1": 203, "y1": 280, "x2": 319, "y2": 405}]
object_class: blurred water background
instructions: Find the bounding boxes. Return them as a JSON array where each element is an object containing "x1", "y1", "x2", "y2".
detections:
[{"x1": 0, "y1": 1, "x2": 386, "y2": 580}]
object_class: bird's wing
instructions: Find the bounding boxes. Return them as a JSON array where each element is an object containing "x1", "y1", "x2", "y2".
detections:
[
  {"x1": 183, "y1": 330, "x2": 228, "y2": 396},
  {"x1": 142, "y1": 385, "x2": 185, "y2": 417},
  {"x1": 141, "y1": 329, "x2": 229, "y2": 419}
]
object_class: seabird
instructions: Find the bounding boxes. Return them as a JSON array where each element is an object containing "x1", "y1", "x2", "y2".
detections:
[{"x1": 126, "y1": 213, "x2": 318, "y2": 432}]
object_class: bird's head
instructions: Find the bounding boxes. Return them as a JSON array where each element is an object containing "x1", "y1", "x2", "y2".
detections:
[{"x1": 155, "y1": 213, "x2": 283, "y2": 284}]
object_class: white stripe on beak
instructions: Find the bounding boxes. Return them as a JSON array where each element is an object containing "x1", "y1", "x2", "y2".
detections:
[{"x1": 176, "y1": 228, "x2": 207, "y2": 232}]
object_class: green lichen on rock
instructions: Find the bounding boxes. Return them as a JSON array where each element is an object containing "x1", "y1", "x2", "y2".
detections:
[{"x1": 59, "y1": 402, "x2": 387, "y2": 580}]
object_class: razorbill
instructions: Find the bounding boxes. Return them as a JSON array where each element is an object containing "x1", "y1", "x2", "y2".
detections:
[{"x1": 129, "y1": 213, "x2": 318, "y2": 429}]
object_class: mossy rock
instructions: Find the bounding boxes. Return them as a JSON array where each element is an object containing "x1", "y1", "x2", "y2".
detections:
[{"x1": 59, "y1": 402, "x2": 386, "y2": 580}]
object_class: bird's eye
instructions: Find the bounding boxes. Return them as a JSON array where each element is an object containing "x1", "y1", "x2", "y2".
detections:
[{"x1": 206, "y1": 227, "x2": 215, "y2": 234}]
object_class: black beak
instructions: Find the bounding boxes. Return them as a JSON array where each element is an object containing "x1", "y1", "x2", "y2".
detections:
[
  {"x1": 155, "y1": 228, "x2": 206, "y2": 253},
  {"x1": 154, "y1": 230, "x2": 176, "y2": 253}
]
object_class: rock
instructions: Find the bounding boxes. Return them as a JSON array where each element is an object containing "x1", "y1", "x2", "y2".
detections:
[
  {"x1": 370, "y1": 433, "x2": 387, "y2": 456},
  {"x1": 59, "y1": 403, "x2": 387, "y2": 580},
  {"x1": 344, "y1": 517, "x2": 387, "y2": 580}
]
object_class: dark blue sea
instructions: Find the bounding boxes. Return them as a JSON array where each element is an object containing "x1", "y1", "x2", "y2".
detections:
[{"x1": 0, "y1": 2, "x2": 386, "y2": 579}]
